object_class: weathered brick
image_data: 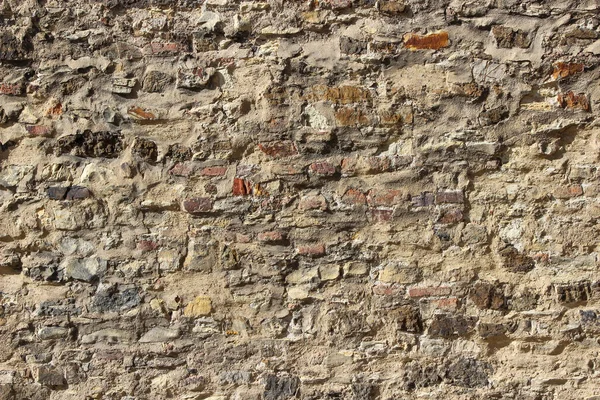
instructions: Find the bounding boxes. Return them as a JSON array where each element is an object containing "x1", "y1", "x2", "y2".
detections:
[
  {"x1": 403, "y1": 31, "x2": 449, "y2": 50},
  {"x1": 309, "y1": 161, "x2": 337, "y2": 176},
  {"x1": 367, "y1": 189, "x2": 405, "y2": 206},
  {"x1": 182, "y1": 197, "x2": 213, "y2": 214},
  {"x1": 408, "y1": 286, "x2": 452, "y2": 298},
  {"x1": 335, "y1": 107, "x2": 370, "y2": 126},
  {"x1": 144, "y1": 42, "x2": 188, "y2": 56},
  {"x1": 438, "y1": 208, "x2": 463, "y2": 224},
  {"x1": 258, "y1": 141, "x2": 298, "y2": 158},
  {"x1": 25, "y1": 125, "x2": 53, "y2": 137},
  {"x1": 552, "y1": 62, "x2": 584, "y2": 80},
  {"x1": 557, "y1": 91, "x2": 590, "y2": 112},
  {"x1": 200, "y1": 166, "x2": 228, "y2": 177},
  {"x1": 297, "y1": 243, "x2": 326, "y2": 257},
  {"x1": 257, "y1": 231, "x2": 287, "y2": 243},
  {"x1": 0, "y1": 82, "x2": 24, "y2": 96},
  {"x1": 553, "y1": 184, "x2": 583, "y2": 199},
  {"x1": 341, "y1": 188, "x2": 368, "y2": 206},
  {"x1": 435, "y1": 190, "x2": 464, "y2": 204},
  {"x1": 298, "y1": 194, "x2": 328, "y2": 211}
]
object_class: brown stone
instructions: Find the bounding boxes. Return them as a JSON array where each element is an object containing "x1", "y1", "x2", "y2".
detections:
[
  {"x1": 182, "y1": 197, "x2": 213, "y2": 214},
  {"x1": 552, "y1": 62, "x2": 584, "y2": 80},
  {"x1": 557, "y1": 91, "x2": 590, "y2": 112}
]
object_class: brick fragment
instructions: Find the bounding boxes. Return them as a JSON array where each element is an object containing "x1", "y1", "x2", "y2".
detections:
[
  {"x1": 367, "y1": 189, "x2": 405, "y2": 206},
  {"x1": 297, "y1": 243, "x2": 326, "y2": 257},
  {"x1": 408, "y1": 286, "x2": 452, "y2": 298},
  {"x1": 557, "y1": 91, "x2": 590, "y2": 112},
  {"x1": 200, "y1": 166, "x2": 228, "y2": 177},
  {"x1": 309, "y1": 161, "x2": 337, "y2": 176},
  {"x1": 182, "y1": 197, "x2": 213, "y2": 214},
  {"x1": 552, "y1": 62, "x2": 584, "y2": 80},
  {"x1": 553, "y1": 184, "x2": 583, "y2": 199},
  {"x1": 403, "y1": 31, "x2": 449, "y2": 50},
  {"x1": 257, "y1": 231, "x2": 287, "y2": 243},
  {"x1": 258, "y1": 141, "x2": 298, "y2": 158},
  {"x1": 342, "y1": 188, "x2": 367, "y2": 206},
  {"x1": 435, "y1": 190, "x2": 464, "y2": 204}
]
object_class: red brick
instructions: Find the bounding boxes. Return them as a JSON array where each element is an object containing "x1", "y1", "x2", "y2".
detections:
[
  {"x1": 258, "y1": 141, "x2": 298, "y2": 158},
  {"x1": 257, "y1": 231, "x2": 286, "y2": 243},
  {"x1": 557, "y1": 91, "x2": 590, "y2": 112},
  {"x1": 435, "y1": 190, "x2": 464, "y2": 204},
  {"x1": 182, "y1": 197, "x2": 213, "y2": 214},
  {"x1": 342, "y1": 188, "x2": 367, "y2": 206},
  {"x1": 408, "y1": 286, "x2": 452, "y2": 298},
  {"x1": 309, "y1": 161, "x2": 337, "y2": 176},
  {"x1": 367, "y1": 189, "x2": 405, "y2": 206},
  {"x1": 297, "y1": 244, "x2": 326, "y2": 257},
  {"x1": 403, "y1": 31, "x2": 449, "y2": 50},
  {"x1": 200, "y1": 166, "x2": 228, "y2": 177}
]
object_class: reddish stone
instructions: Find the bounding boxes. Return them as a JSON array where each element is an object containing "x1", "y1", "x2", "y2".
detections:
[
  {"x1": 403, "y1": 31, "x2": 450, "y2": 50},
  {"x1": 435, "y1": 190, "x2": 464, "y2": 204},
  {"x1": 169, "y1": 163, "x2": 193, "y2": 177},
  {"x1": 309, "y1": 161, "x2": 337, "y2": 176},
  {"x1": 200, "y1": 166, "x2": 228, "y2": 177},
  {"x1": 182, "y1": 197, "x2": 213, "y2": 214},
  {"x1": 408, "y1": 286, "x2": 452, "y2": 298},
  {"x1": 342, "y1": 188, "x2": 367, "y2": 206},
  {"x1": 0, "y1": 82, "x2": 24, "y2": 95},
  {"x1": 552, "y1": 62, "x2": 584, "y2": 80},
  {"x1": 257, "y1": 231, "x2": 286, "y2": 243},
  {"x1": 373, "y1": 282, "x2": 404, "y2": 296},
  {"x1": 428, "y1": 297, "x2": 459, "y2": 311},
  {"x1": 258, "y1": 141, "x2": 298, "y2": 158},
  {"x1": 137, "y1": 240, "x2": 159, "y2": 251},
  {"x1": 370, "y1": 208, "x2": 393, "y2": 222},
  {"x1": 297, "y1": 244, "x2": 326, "y2": 257},
  {"x1": 553, "y1": 184, "x2": 584, "y2": 199},
  {"x1": 298, "y1": 195, "x2": 328, "y2": 211},
  {"x1": 145, "y1": 42, "x2": 185, "y2": 56},
  {"x1": 25, "y1": 125, "x2": 52, "y2": 137},
  {"x1": 46, "y1": 103, "x2": 62, "y2": 117},
  {"x1": 439, "y1": 208, "x2": 464, "y2": 224},
  {"x1": 557, "y1": 91, "x2": 590, "y2": 112},
  {"x1": 367, "y1": 189, "x2": 405, "y2": 206}
]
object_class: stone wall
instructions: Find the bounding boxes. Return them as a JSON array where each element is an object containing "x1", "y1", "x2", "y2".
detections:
[{"x1": 1, "y1": 0, "x2": 600, "y2": 399}]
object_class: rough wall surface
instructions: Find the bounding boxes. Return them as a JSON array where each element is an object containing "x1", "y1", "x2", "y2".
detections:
[{"x1": 1, "y1": 0, "x2": 600, "y2": 399}]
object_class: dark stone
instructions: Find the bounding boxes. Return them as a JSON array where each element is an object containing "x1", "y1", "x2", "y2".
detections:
[
  {"x1": 500, "y1": 245, "x2": 535, "y2": 273},
  {"x1": 142, "y1": 70, "x2": 172, "y2": 93},
  {"x1": 469, "y1": 282, "x2": 506, "y2": 310},
  {"x1": 444, "y1": 358, "x2": 491, "y2": 388},
  {"x1": 37, "y1": 299, "x2": 81, "y2": 317},
  {"x1": 478, "y1": 322, "x2": 507, "y2": 338},
  {"x1": 428, "y1": 314, "x2": 477, "y2": 338},
  {"x1": 264, "y1": 375, "x2": 300, "y2": 400},
  {"x1": 47, "y1": 186, "x2": 69, "y2": 200},
  {"x1": 403, "y1": 362, "x2": 443, "y2": 391},
  {"x1": 554, "y1": 281, "x2": 591, "y2": 304},
  {"x1": 166, "y1": 143, "x2": 192, "y2": 162},
  {"x1": 132, "y1": 137, "x2": 158, "y2": 163},
  {"x1": 0, "y1": 31, "x2": 31, "y2": 60},
  {"x1": 350, "y1": 382, "x2": 374, "y2": 400},
  {"x1": 340, "y1": 36, "x2": 367, "y2": 55},
  {"x1": 65, "y1": 186, "x2": 92, "y2": 200},
  {"x1": 91, "y1": 285, "x2": 141, "y2": 312},
  {"x1": 55, "y1": 130, "x2": 123, "y2": 158}
]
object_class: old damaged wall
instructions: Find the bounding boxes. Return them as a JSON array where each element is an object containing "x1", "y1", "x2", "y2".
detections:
[{"x1": 1, "y1": 0, "x2": 600, "y2": 398}]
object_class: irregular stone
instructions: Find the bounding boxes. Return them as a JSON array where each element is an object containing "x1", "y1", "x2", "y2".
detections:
[
  {"x1": 139, "y1": 327, "x2": 181, "y2": 343},
  {"x1": 184, "y1": 296, "x2": 212, "y2": 317}
]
